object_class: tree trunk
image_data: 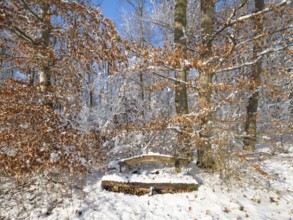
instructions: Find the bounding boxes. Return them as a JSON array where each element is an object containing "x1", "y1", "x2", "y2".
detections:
[
  {"x1": 243, "y1": 0, "x2": 264, "y2": 151},
  {"x1": 138, "y1": 5, "x2": 146, "y2": 124},
  {"x1": 197, "y1": 0, "x2": 215, "y2": 168},
  {"x1": 39, "y1": 3, "x2": 51, "y2": 91},
  {"x1": 139, "y1": 72, "x2": 145, "y2": 123},
  {"x1": 174, "y1": 0, "x2": 192, "y2": 161},
  {"x1": 28, "y1": 68, "x2": 35, "y2": 85},
  {"x1": 88, "y1": 72, "x2": 94, "y2": 109}
]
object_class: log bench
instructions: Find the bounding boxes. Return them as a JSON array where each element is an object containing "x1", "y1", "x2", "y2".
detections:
[
  {"x1": 102, "y1": 154, "x2": 198, "y2": 195},
  {"x1": 108, "y1": 154, "x2": 190, "y2": 173}
]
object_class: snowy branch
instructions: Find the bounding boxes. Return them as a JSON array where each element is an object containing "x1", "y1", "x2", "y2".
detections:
[
  {"x1": 151, "y1": 71, "x2": 189, "y2": 85},
  {"x1": 230, "y1": 0, "x2": 291, "y2": 24},
  {"x1": 208, "y1": 0, "x2": 292, "y2": 44},
  {"x1": 215, "y1": 44, "x2": 291, "y2": 73}
]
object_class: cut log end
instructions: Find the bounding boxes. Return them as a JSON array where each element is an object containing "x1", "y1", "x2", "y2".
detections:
[{"x1": 101, "y1": 180, "x2": 198, "y2": 196}]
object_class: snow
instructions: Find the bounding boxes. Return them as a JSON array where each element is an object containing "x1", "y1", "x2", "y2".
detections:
[
  {"x1": 102, "y1": 172, "x2": 198, "y2": 184},
  {"x1": 119, "y1": 152, "x2": 177, "y2": 161},
  {"x1": 0, "y1": 146, "x2": 17, "y2": 157},
  {"x1": 35, "y1": 171, "x2": 292, "y2": 220},
  {"x1": 50, "y1": 152, "x2": 60, "y2": 163},
  {"x1": 1, "y1": 150, "x2": 292, "y2": 220}
]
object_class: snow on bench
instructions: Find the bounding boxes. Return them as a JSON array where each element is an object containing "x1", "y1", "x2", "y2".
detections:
[{"x1": 102, "y1": 172, "x2": 199, "y2": 195}]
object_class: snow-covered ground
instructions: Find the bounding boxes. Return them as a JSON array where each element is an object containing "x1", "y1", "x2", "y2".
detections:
[{"x1": 1, "y1": 149, "x2": 292, "y2": 220}]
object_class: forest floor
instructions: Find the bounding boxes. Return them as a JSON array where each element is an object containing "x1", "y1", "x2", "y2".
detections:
[{"x1": 1, "y1": 146, "x2": 292, "y2": 220}]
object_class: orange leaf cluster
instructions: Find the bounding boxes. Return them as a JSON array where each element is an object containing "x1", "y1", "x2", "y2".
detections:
[{"x1": 0, "y1": 80, "x2": 104, "y2": 177}]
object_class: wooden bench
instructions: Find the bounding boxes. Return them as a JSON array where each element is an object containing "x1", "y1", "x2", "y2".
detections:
[
  {"x1": 102, "y1": 154, "x2": 198, "y2": 195},
  {"x1": 110, "y1": 154, "x2": 190, "y2": 172}
]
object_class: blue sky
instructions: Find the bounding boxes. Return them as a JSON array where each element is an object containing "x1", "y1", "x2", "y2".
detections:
[{"x1": 99, "y1": 0, "x2": 132, "y2": 29}]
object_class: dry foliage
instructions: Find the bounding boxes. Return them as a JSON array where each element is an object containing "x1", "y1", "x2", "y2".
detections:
[
  {"x1": 0, "y1": 0, "x2": 292, "y2": 178},
  {"x1": 0, "y1": 80, "x2": 104, "y2": 177},
  {"x1": 1, "y1": 0, "x2": 127, "y2": 74},
  {"x1": 0, "y1": 0, "x2": 128, "y2": 177}
]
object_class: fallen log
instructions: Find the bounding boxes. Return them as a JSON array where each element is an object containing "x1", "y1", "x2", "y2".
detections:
[
  {"x1": 101, "y1": 180, "x2": 198, "y2": 196},
  {"x1": 101, "y1": 173, "x2": 199, "y2": 195},
  {"x1": 108, "y1": 154, "x2": 190, "y2": 173}
]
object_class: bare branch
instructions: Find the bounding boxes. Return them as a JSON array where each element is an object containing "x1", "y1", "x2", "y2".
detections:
[
  {"x1": 151, "y1": 71, "x2": 189, "y2": 85},
  {"x1": 12, "y1": 26, "x2": 38, "y2": 45},
  {"x1": 19, "y1": 0, "x2": 42, "y2": 21}
]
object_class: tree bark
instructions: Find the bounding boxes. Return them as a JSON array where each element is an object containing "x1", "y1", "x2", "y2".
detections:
[
  {"x1": 138, "y1": 4, "x2": 146, "y2": 124},
  {"x1": 88, "y1": 72, "x2": 94, "y2": 109},
  {"x1": 174, "y1": 0, "x2": 192, "y2": 161},
  {"x1": 243, "y1": 0, "x2": 264, "y2": 151},
  {"x1": 39, "y1": 3, "x2": 51, "y2": 91},
  {"x1": 101, "y1": 180, "x2": 198, "y2": 195},
  {"x1": 113, "y1": 154, "x2": 190, "y2": 173},
  {"x1": 197, "y1": 0, "x2": 215, "y2": 168}
]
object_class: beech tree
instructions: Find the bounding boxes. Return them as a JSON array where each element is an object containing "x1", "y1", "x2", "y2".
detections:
[
  {"x1": 115, "y1": 0, "x2": 291, "y2": 165},
  {"x1": 141, "y1": 0, "x2": 290, "y2": 167},
  {"x1": 0, "y1": 0, "x2": 127, "y2": 175},
  {"x1": 173, "y1": 0, "x2": 192, "y2": 160},
  {"x1": 195, "y1": 0, "x2": 215, "y2": 168},
  {"x1": 243, "y1": 0, "x2": 265, "y2": 150}
]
